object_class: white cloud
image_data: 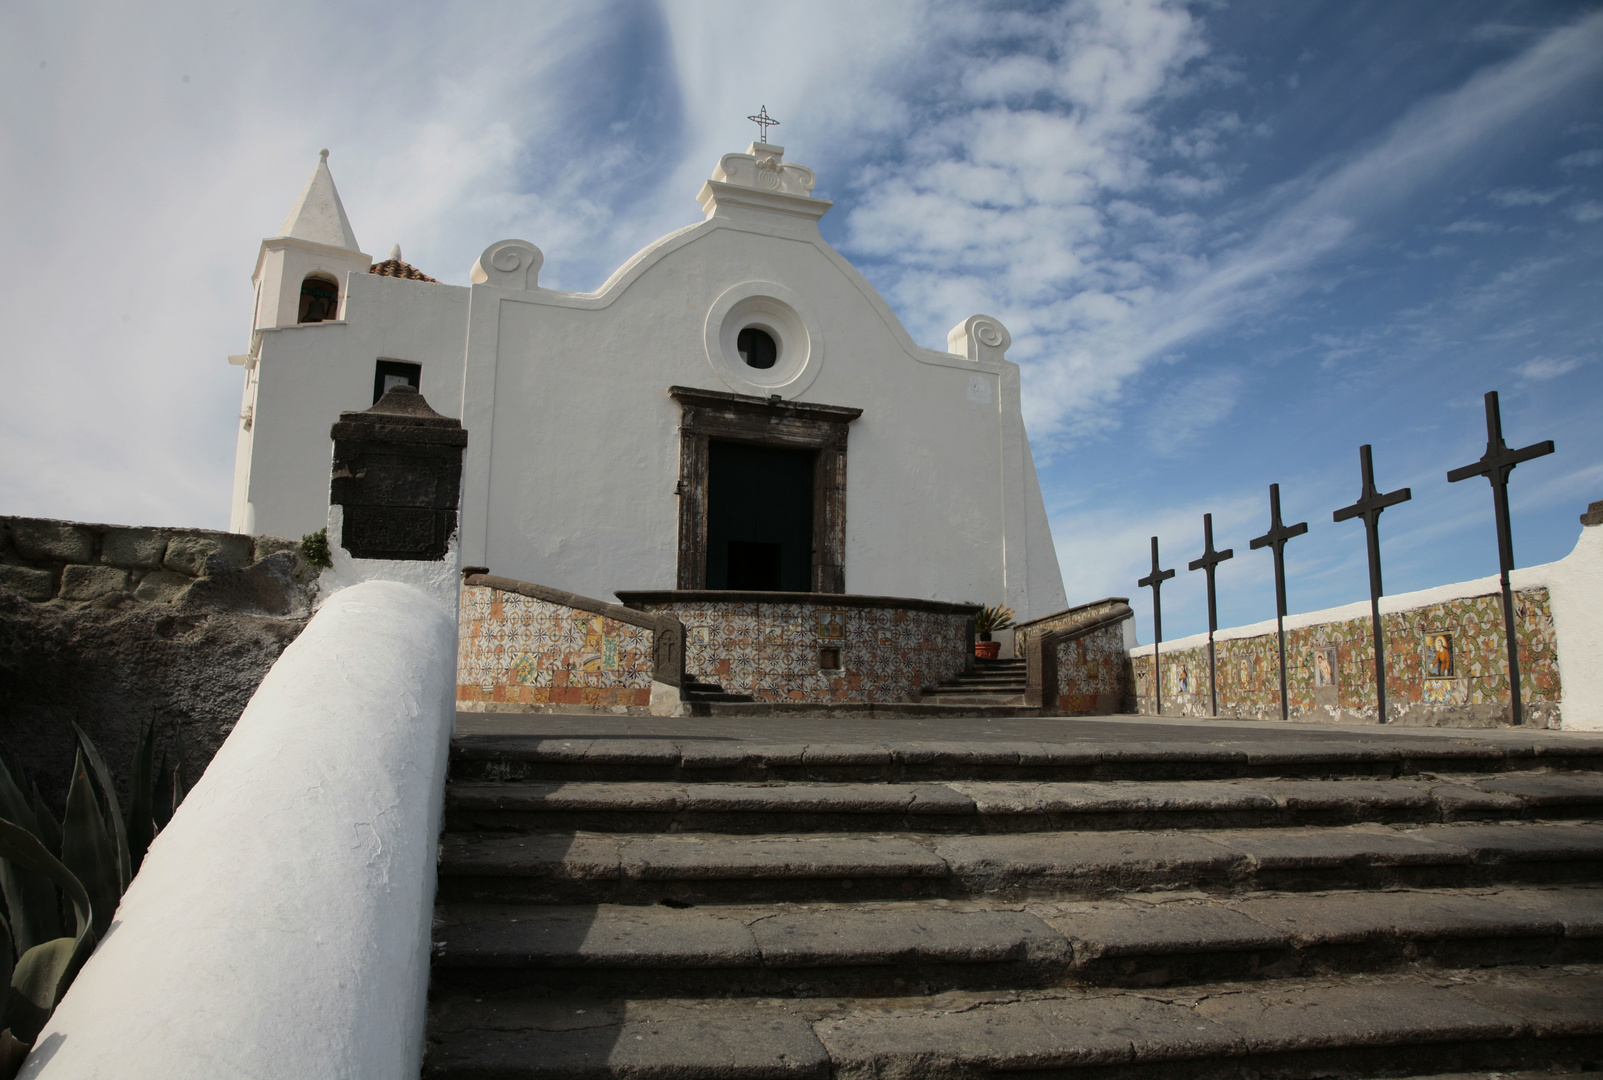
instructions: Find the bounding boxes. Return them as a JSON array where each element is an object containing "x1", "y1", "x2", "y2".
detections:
[
  {"x1": 1570, "y1": 200, "x2": 1603, "y2": 223},
  {"x1": 1488, "y1": 186, "x2": 1568, "y2": 206},
  {"x1": 1516, "y1": 356, "x2": 1583, "y2": 380},
  {"x1": 1142, "y1": 368, "x2": 1243, "y2": 456},
  {"x1": 1442, "y1": 217, "x2": 1505, "y2": 234},
  {"x1": 1465, "y1": 22, "x2": 1534, "y2": 42},
  {"x1": 0, "y1": 3, "x2": 619, "y2": 525},
  {"x1": 1559, "y1": 148, "x2": 1603, "y2": 168},
  {"x1": 834, "y1": 6, "x2": 1603, "y2": 454}
]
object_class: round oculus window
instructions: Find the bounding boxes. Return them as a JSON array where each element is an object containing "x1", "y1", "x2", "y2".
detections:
[
  {"x1": 704, "y1": 281, "x2": 824, "y2": 398},
  {"x1": 737, "y1": 327, "x2": 777, "y2": 369}
]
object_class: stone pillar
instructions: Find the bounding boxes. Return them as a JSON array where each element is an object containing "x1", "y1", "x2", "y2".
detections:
[
  {"x1": 1023, "y1": 629, "x2": 1060, "y2": 713},
  {"x1": 329, "y1": 386, "x2": 467, "y2": 561}
]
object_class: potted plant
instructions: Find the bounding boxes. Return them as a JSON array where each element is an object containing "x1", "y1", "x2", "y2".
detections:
[{"x1": 973, "y1": 604, "x2": 1015, "y2": 660}]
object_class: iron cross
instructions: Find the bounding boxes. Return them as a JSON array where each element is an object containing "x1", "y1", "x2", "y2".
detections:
[
  {"x1": 1249, "y1": 484, "x2": 1308, "y2": 722},
  {"x1": 1137, "y1": 536, "x2": 1176, "y2": 715},
  {"x1": 1187, "y1": 513, "x2": 1234, "y2": 717},
  {"x1": 746, "y1": 105, "x2": 780, "y2": 143},
  {"x1": 1446, "y1": 390, "x2": 1554, "y2": 726},
  {"x1": 1333, "y1": 444, "x2": 1411, "y2": 724}
]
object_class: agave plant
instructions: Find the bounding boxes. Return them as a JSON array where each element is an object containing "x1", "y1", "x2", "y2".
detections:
[
  {"x1": 974, "y1": 604, "x2": 1017, "y2": 642},
  {"x1": 0, "y1": 720, "x2": 186, "y2": 1078}
]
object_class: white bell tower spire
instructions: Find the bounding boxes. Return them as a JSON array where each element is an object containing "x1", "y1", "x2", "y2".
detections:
[{"x1": 250, "y1": 149, "x2": 372, "y2": 330}]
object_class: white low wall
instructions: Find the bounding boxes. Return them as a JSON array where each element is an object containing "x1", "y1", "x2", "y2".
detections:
[
  {"x1": 1130, "y1": 522, "x2": 1603, "y2": 730},
  {"x1": 26, "y1": 579, "x2": 458, "y2": 1079}
]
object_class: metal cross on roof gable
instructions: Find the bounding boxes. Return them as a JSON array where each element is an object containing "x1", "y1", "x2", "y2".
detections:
[
  {"x1": 1333, "y1": 444, "x2": 1411, "y2": 725},
  {"x1": 1187, "y1": 513, "x2": 1234, "y2": 717},
  {"x1": 1249, "y1": 484, "x2": 1308, "y2": 722},
  {"x1": 746, "y1": 105, "x2": 780, "y2": 143},
  {"x1": 1137, "y1": 536, "x2": 1176, "y2": 715},
  {"x1": 1447, "y1": 390, "x2": 1554, "y2": 726}
]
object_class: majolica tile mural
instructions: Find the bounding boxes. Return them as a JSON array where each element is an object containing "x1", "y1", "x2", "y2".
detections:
[
  {"x1": 1131, "y1": 587, "x2": 1561, "y2": 727},
  {"x1": 1055, "y1": 620, "x2": 1136, "y2": 714},
  {"x1": 458, "y1": 586, "x2": 658, "y2": 710},
  {"x1": 631, "y1": 599, "x2": 972, "y2": 704}
]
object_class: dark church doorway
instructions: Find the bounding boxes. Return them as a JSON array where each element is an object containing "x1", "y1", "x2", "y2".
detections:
[{"x1": 705, "y1": 441, "x2": 814, "y2": 591}]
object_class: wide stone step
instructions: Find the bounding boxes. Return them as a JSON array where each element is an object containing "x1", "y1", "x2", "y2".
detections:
[
  {"x1": 920, "y1": 689, "x2": 1029, "y2": 700},
  {"x1": 436, "y1": 821, "x2": 1603, "y2": 905},
  {"x1": 428, "y1": 886, "x2": 1603, "y2": 996},
  {"x1": 448, "y1": 734, "x2": 1603, "y2": 784},
  {"x1": 443, "y1": 774, "x2": 1603, "y2": 834},
  {"x1": 422, "y1": 964, "x2": 1603, "y2": 1079},
  {"x1": 931, "y1": 673, "x2": 1029, "y2": 685}
]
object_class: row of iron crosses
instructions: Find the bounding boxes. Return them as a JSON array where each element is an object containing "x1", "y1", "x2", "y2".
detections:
[{"x1": 1139, "y1": 391, "x2": 1555, "y2": 725}]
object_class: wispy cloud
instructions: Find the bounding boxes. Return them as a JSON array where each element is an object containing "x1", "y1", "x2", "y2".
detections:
[
  {"x1": 1570, "y1": 200, "x2": 1603, "y2": 223},
  {"x1": 1143, "y1": 368, "x2": 1243, "y2": 456},
  {"x1": 1559, "y1": 148, "x2": 1603, "y2": 168},
  {"x1": 1517, "y1": 356, "x2": 1584, "y2": 380},
  {"x1": 1465, "y1": 22, "x2": 1535, "y2": 43},
  {"x1": 1489, "y1": 186, "x2": 1569, "y2": 206},
  {"x1": 1442, "y1": 217, "x2": 1505, "y2": 234},
  {"x1": 831, "y1": 7, "x2": 1603, "y2": 454}
]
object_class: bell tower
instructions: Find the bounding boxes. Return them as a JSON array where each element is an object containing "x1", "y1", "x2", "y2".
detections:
[
  {"x1": 231, "y1": 150, "x2": 373, "y2": 534},
  {"x1": 250, "y1": 149, "x2": 371, "y2": 329}
]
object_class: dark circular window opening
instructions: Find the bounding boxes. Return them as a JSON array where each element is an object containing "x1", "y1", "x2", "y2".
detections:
[{"x1": 737, "y1": 327, "x2": 777, "y2": 369}]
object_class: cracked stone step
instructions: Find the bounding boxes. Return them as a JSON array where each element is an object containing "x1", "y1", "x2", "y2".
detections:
[
  {"x1": 437, "y1": 821, "x2": 1603, "y2": 904},
  {"x1": 422, "y1": 964, "x2": 1603, "y2": 1080},
  {"x1": 448, "y1": 734, "x2": 1603, "y2": 783},
  {"x1": 443, "y1": 775, "x2": 1603, "y2": 834},
  {"x1": 428, "y1": 886, "x2": 1603, "y2": 995}
]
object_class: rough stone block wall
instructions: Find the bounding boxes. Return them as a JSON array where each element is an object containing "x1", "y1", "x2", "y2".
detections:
[
  {"x1": 634, "y1": 599, "x2": 971, "y2": 704},
  {"x1": 0, "y1": 516, "x2": 317, "y2": 810},
  {"x1": 1055, "y1": 621, "x2": 1136, "y2": 714},
  {"x1": 457, "y1": 585, "x2": 657, "y2": 711},
  {"x1": 1131, "y1": 587, "x2": 1560, "y2": 727}
]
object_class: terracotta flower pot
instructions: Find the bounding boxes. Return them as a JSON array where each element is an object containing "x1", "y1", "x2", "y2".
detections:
[{"x1": 975, "y1": 641, "x2": 1001, "y2": 660}]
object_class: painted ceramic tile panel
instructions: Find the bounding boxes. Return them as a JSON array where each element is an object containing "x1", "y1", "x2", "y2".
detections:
[
  {"x1": 457, "y1": 586, "x2": 655, "y2": 707},
  {"x1": 1130, "y1": 587, "x2": 1559, "y2": 722},
  {"x1": 1056, "y1": 622, "x2": 1134, "y2": 712},
  {"x1": 633, "y1": 600, "x2": 970, "y2": 703}
]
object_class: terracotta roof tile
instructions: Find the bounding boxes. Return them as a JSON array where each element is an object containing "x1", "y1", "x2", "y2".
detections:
[{"x1": 369, "y1": 259, "x2": 439, "y2": 283}]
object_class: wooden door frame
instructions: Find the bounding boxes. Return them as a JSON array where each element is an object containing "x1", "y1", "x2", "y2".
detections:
[{"x1": 670, "y1": 385, "x2": 862, "y2": 593}]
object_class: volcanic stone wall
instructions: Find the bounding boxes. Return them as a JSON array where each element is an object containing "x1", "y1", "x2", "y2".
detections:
[{"x1": 0, "y1": 516, "x2": 318, "y2": 809}]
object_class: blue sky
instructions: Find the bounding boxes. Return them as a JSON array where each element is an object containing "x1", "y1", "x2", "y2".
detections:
[{"x1": 2, "y1": 1, "x2": 1599, "y2": 641}]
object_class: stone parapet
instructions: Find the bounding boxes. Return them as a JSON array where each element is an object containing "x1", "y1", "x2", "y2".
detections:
[
  {"x1": 458, "y1": 575, "x2": 682, "y2": 715},
  {"x1": 617, "y1": 591, "x2": 978, "y2": 705},
  {"x1": 1, "y1": 515, "x2": 311, "y2": 607},
  {"x1": 1014, "y1": 596, "x2": 1131, "y2": 654},
  {"x1": 1022, "y1": 602, "x2": 1136, "y2": 714},
  {"x1": 1132, "y1": 586, "x2": 1562, "y2": 728}
]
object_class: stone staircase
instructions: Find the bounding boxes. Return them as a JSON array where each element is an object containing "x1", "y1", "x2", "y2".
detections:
[
  {"x1": 425, "y1": 725, "x2": 1603, "y2": 1078},
  {"x1": 680, "y1": 675, "x2": 756, "y2": 705},
  {"x1": 920, "y1": 656, "x2": 1029, "y2": 706}
]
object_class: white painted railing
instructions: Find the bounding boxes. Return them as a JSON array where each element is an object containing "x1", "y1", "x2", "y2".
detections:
[{"x1": 26, "y1": 579, "x2": 458, "y2": 1079}]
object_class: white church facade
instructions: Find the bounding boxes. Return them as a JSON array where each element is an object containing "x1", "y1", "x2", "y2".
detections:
[{"x1": 230, "y1": 140, "x2": 1067, "y2": 623}]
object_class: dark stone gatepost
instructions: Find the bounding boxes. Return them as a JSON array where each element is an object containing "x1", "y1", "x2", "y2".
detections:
[{"x1": 329, "y1": 386, "x2": 468, "y2": 561}]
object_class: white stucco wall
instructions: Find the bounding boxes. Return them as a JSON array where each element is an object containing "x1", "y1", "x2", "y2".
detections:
[
  {"x1": 231, "y1": 271, "x2": 471, "y2": 537},
  {"x1": 234, "y1": 143, "x2": 1068, "y2": 620},
  {"x1": 1130, "y1": 522, "x2": 1603, "y2": 730},
  {"x1": 26, "y1": 578, "x2": 458, "y2": 1080}
]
